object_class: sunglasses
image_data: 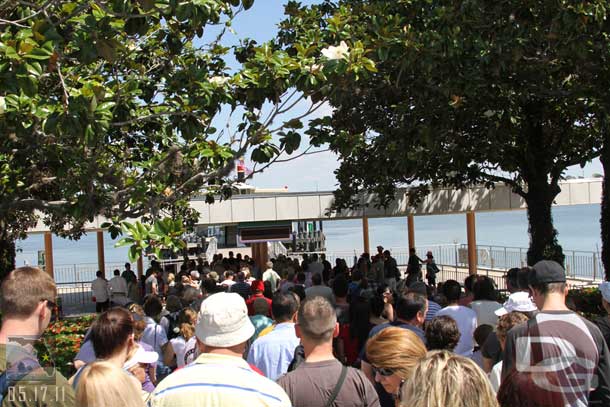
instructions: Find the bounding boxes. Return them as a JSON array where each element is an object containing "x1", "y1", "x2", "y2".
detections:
[
  {"x1": 372, "y1": 366, "x2": 395, "y2": 377},
  {"x1": 42, "y1": 299, "x2": 57, "y2": 310}
]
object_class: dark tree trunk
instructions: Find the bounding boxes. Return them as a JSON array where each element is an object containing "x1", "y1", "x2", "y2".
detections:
[
  {"x1": 523, "y1": 178, "x2": 565, "y2": 266},
  {"x1": 601, "y1": 142, "x2": 610, "y2": 281},
  {"x1": 0, "y1": 230, "x2": 16, "y2": 282}
]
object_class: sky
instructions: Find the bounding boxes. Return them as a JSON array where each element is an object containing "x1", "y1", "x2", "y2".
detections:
[{"x1": 210, "y1": 1, "x2": 604, "y2": 192}]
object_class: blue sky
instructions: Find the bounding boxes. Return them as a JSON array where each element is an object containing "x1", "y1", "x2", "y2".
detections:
[{"x1": 215, "y1": 1, "x2": 603, "y2": 192}]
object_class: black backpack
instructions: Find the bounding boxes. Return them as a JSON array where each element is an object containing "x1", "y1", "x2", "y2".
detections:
[{"x1": 165, "y1": 313, "x2": 181, "y2": 340}]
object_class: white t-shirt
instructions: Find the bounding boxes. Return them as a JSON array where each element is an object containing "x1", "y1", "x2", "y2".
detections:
[
  {"x1": 170, "y1": 336, "x2": 198, "y2": 368},
  {"x1": 108, "y1": 276, "x2": 128, "y2": 299},
  {"x1": 489, "y1": 360, "x2": 502, "y2": 393},
  {"x1": 469, "y1": 300, "x2": 502, "y2": 327},
  {"x1": 142, "y1": 317, "x2": 168, "y2": 358},
  {"x1": 436, "y1": 305, "x2": 477, "y2": 356},
  {"x1": 91, "y1": 278, "x2": 109, "y2": 302},
  {"x1": 262, "y1": 269, "x2": 281, "y2": 291}
]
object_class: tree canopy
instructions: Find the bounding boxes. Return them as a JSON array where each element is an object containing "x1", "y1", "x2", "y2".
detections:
[
  {"x1": 278, "y1": 0, "x2": 610, "y2": 265},
  {"x1": 0, "y1": 0, "x2": 379, "y2": 276}
]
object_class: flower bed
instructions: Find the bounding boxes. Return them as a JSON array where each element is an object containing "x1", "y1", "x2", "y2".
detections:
[{"x1": 35, "y1": 315, "x2": 95, "y2": 377}]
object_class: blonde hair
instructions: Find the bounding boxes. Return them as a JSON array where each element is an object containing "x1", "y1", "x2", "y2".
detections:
[
  {"x1": 400, "y1": 350, "x2": 498, "y2": 407},
  {"x1": 366, "y1": 327, "x2": 426, "y2": 380},
  {"x1": 76, "y1": 361, "x2": 144, "y2": 407},
  {"x1": 179, "y1": 308, "x2": 197, "y2": 340}
]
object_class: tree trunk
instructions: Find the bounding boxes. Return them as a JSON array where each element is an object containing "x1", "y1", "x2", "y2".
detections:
[
  {"x1": 0, "y1": 230, "x2": 16, "y2": 282},
  {"x1": 523, "y1": 179, "x2": 565, "y2": 266},
  {"x1": 600, "y1": 142, "x2": 610, "y2": 281}
]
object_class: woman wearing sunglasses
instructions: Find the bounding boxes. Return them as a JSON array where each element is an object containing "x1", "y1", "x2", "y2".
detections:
[{"x1": 365, "y1": 327, "x2": 426, "y2": 405}]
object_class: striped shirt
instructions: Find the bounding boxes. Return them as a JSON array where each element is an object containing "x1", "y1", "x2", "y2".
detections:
[{"x1": 148, "y1": 353, "x2": 291, "y2": 407}]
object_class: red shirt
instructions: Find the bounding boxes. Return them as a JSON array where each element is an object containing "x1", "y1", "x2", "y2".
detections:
[{"x1": 246, "y1": 293, "x2": 272, "y2": 316}]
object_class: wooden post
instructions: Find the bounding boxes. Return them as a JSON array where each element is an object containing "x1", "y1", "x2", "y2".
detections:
[
  {"x1": 466, "y1": 211, "x2": 478, "y2": 275},
  {"x1": 96, "y1": 231, "x2": 105, "y2": 276},
  {"x1": 407, "y1": 214, "x2": 415, "y2": 250},
  {"x1": 43, "y1": 232, "x2": 54, "y2": 280},
  {"x1": 137, "y1": 256, "x2": 144, "y2": 279},
  {"x1": 252, "y1": 242, "x2": 269, "y2": 272},
  {"x1": 362, "y1": 216, "x2": 370, "y2": 254}
]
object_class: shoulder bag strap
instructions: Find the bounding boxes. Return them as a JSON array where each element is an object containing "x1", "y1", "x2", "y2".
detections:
[{"x1": 325, "y1": 365, "x2": 348, "y2": 407}]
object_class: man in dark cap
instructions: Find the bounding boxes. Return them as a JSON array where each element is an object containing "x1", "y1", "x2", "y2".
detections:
[{"x1": 501, "y1": 260, "x2": 610, "y2": 406}]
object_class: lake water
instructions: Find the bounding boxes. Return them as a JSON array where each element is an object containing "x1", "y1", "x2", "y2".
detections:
[{"x1": 15, "y1": 204, "x2": 602, "y2": 281}]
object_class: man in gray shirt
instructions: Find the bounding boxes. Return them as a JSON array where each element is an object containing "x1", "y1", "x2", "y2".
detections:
[{"x1": 277, "y1": 297, "x2": 379, "y2": 407}]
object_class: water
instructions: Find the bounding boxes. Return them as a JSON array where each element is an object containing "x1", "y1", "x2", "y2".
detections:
[{"x1": 15, "y1": 204, "x2": 602, "y2": 282}]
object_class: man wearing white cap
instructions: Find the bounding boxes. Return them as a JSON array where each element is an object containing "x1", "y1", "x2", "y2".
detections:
[
  {"x1": 148, "y1": 292, "x2": 291, "y2": 407},
  {"x1": 596, "y1": 281, "x2": 610, "y2": 349}
]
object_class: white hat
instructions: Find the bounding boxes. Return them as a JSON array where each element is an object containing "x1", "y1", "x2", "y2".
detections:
[
  {"x1": 600, "y1": 282, "x2": 610, "y2": 303},
  {"x1": 123, "y1": 344, "x2": 158, "y2": 370},
  {"x1": 190, "y1": 270, "x2": 200, "y2": 280},
  {"x1": 195, "y1": 292, "x2": 255, "y2": 348},
  {"x1": 495, "y1": 292, "x2": 537, "y2": 316}
]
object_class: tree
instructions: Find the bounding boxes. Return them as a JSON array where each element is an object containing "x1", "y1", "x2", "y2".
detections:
[
  {"x1": 0, "y1": 0, "x2": 372, "y2": 279},
  {"x1": 278, "y1": 0, "x2": 608, "y2": 266}
]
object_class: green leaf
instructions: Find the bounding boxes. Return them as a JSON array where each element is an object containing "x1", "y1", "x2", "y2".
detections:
[{"x1": 242, "y1": 0, "x2": 254, "y2": 10}]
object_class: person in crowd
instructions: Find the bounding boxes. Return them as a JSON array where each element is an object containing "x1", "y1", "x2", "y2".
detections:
[
  {"x1": 401, "y1": 350, "x2": 499, "y2": 407},
  {"x1": 123, "y1": 344, "x2": 159, "y2": 398},
  {"x1": 166, "y1": 273, "x2": 179, "y2": 296},
  {"x1": 122, "y1": 262, "x2": 139, "y2": 303},
  {"x1": 307, "y1": 253, "x2": 324, "y2": 277},
  {"x1": 348, "y1": 270, "x2": 364, "y2": 301},
  {"x1": 249, "y1": 297, "x2": 274, "y2": 346},
  {"x1": 435, "y1": 280, "x2": 477, "y2": 356},
  {"x1": 384, "y1": 250, "x2": 401, "y2": 291},
  {"x1": 424, "y1": 251, "x2": 440, "y2": 287},
  {"x1": 230, "y1": 271, "x2": 252, "y2": 300},
  {"x1": 305, "y1": 272, "x2": 335, "y2": 304},
  {"x1": 481, "y1": 266, "x2": 536, "y2": 373},
  {"x1": 163, "y1": 308, "x2": 198, "y2": 370},
  {"x1": 247, "y1": 292, "x2": 300, "y2": 380},
  {"x1": 596, "y1": 281, "x2": 610, "y2": 348},
  {"x1": 471, "y1": 324, "x2": 493, "y2": 368},
  {"x1": 0, "y1": 266, "x2": 76, "y2": 406},
  {"x1": 148, "y1": 293, "x2": 291, "y2": 406},
  {"x1": 458, "y1": 274, "x2": 477, "y2": 306},
  {"x1": 128, "y1": 304, "x2": 158, "y2": 392},
  {"x1": 332, "y1": 275, "x2": 359, "y2": 364},
  {"x1": 70, "y1": 307, "x2": 137, "y2": 390},
  {"x1": 488, "y1": 312, "x2": 529, "y2": 393},
  {"x1": 109, "y1": 268, "x2": 129, "y2": 306},
  {"x1": 366, "y1": 327, "x2": 426, "y2": 406},
  {"x1": 469, "y1": 276, "x2": 502, "y2": 327},
  {"x1": 159, "y1": 295, "x2": 182, "y2": 340},
  {"x1": 263, "y1": 261, "x2": 282, "y2": 292},
  {"x1": 277, "y1": 297, "x2": 379, "y2": 407},
  {"x1": 91, "y1": 270, "x2": 110, "y2": 313},
  {"x1": 407, "y1": 281, "x2": 441, "y2": 322},
  {"x1": 145, "y1": 269, "x2": 160, "y2": 296},
  {"x1": 321, "y1": 253, "x2": 332, "y2": 283},
  {"x1": 141, "y1": 296, "x2": 169, "y2": 380},
  {"x1": 75, "y1": 361, "x2": 144, "y2": 407},
  {"x1": 220, "y1": 270, "x2": 236, "y2": 288},
  {"x1": 246, "y1": 280, "x2": 272, "y2": 316},
  {"x1": 378, "y1": 285, "x2": 395, "y2": 322},
  {"x1": 280, "y1": 271, "x2": 296, "y2": 293},
  {"x1": 370, "y1": 254, "x2": 385, "y2": 291},
  {"x1": 425, "y1": 315, "x2": 461, "y2": 351},
  {"x1": 369, "y1": 292, "x2": 428, "y2": 342},
  {"x1": 502, "y1": 260, "x2": 610, "y2": 405}
]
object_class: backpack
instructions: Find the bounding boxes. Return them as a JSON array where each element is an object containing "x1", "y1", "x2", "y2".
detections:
[
  {"x1": 0, "y1": 356, "x2": 40, "y2": 403},
  {"x1": 164, "y1": 313, "x2": 181, "y2": 341}
]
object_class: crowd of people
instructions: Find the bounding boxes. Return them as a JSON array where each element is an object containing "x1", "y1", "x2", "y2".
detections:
[{"x1": 1, "y1": 247, "x2": 610, "y2": 406}]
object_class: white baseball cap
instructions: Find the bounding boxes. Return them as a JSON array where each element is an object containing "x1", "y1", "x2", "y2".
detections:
[
  {"x1": 123, "y1": 344, "x2": 158, "y2": 370},
  {"x1": 495, "y1": 291, "x2": 537, "y2": 316},
  {"x1": 600, "y1": 281, "x2": 610, "y2": 303},
  {"x1": 195, "y1": 292, "x2": 255, "y2": 348}
]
